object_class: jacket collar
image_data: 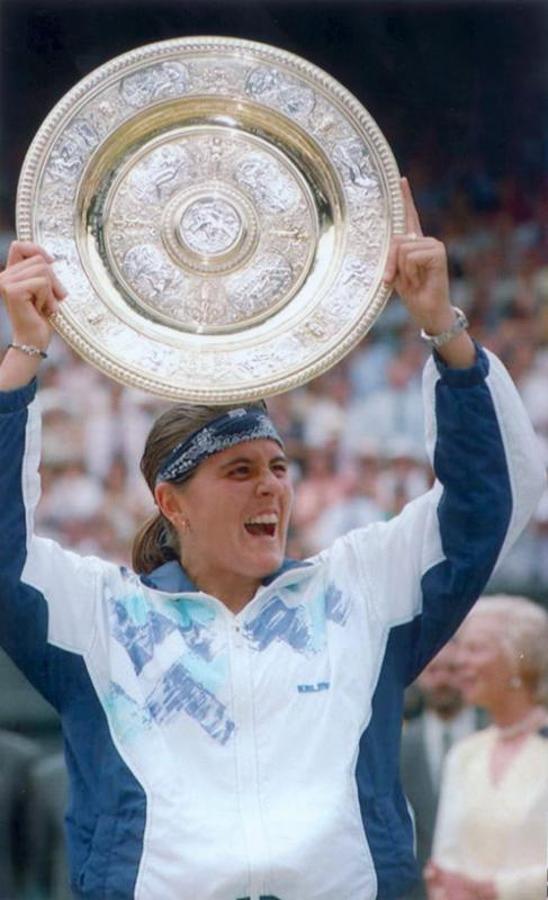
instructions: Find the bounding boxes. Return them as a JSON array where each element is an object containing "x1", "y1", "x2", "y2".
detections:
[{"x1": 140, "y1": 557, "x2": 311, "y2": 595}]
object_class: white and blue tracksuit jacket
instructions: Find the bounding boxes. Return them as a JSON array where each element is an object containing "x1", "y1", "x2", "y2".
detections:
[{"x1": 0, "y1": 346, "x2": 544, "y2": 900}]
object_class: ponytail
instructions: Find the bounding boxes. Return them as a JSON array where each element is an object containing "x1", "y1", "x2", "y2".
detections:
[{"x1": 131, "y1": 512, "x2": 179, "y2": 575}]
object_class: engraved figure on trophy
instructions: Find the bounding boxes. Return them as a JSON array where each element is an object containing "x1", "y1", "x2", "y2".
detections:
[
  {"x1": 228, "y1": 253, "x2": 293, "y2": 318},
  {"x1": 333, "y1": 137, "x2": 378, "y2": 191},
  {"x1": 245, "y1": 66, "x2": 316, "y2": 119},
  {"x1": 128, "y1": 145, "x2": 192, "y2": 205},
  {"x1": 48, "y1": 119, "x2": 100, "y2": 183},
  {"x1": 186, "y1": 281, "x2": 230, "y2": 328},
  {"x1": 120, "y1": 61, "x2": 189, "y2": 108},
  {"x1": 235, "y1": 153, "x2": 299, "y2": 214},
  {"x1": 340, "y1": 257, "x2": 376, "y2": 293},
  {"x1": 122, "y1": 244, "x2": 185, "y2": 303}
]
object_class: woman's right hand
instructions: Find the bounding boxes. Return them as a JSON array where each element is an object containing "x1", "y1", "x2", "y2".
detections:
[
  {"x1": 0, "y1": 240, "x2": 67, "y2": 351},
  {"x1": 424, "y1": 862, "x2": 497, "y2": 900}
]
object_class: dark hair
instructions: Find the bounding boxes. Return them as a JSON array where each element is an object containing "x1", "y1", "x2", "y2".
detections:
[{"x1": 132, "y1": 400, "x2": 267, "y2": 574}]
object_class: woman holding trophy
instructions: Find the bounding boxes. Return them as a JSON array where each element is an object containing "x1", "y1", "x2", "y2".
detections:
[{"x1": 0, "y1": 173, "x2": 544, "y2": 900}]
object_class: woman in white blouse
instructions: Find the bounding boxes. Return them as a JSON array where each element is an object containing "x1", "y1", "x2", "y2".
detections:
[
  {"x1": 426, "y1": 595, "x2": 548, "y2": 900},
  {"x1": 425, "y1": 597, "x2": 548, "y2": 900}
]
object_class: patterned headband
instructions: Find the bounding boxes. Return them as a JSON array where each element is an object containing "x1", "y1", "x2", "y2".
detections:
[{"x1": 155, "y1": 407, "x2": 285, "y2": 485}]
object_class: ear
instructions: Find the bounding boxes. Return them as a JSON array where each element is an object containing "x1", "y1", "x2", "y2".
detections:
[{"x1": 154, "y1": 482, "x2": 188, "y2": 528}]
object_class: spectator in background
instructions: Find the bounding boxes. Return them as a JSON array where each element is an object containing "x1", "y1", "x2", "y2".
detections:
[
  {"x1": 298, "y1": 370, "x2": 350, "y2": 449},
  {"x1": 38, "y1": 460, "x2": 104, "y2": 528},
  {"x1": 309, "y1": 441, "x2": 384, "y2": 551},
  {"x1": 291, "y1": 444, "x2": 347, "y2": 551},
  {"x1": 0, "y1": 729, "x2": 41, "y2": 900},
  {"x1": 377, "y1": 439, "x2": 431, "y2": 519},
  {"x1": 427, "y1": 596, "x2": 548, "y2": 900},
  {"x1": 346, "y1": 340, "x2": 393, "y2": 399},
  {"x1": 342, "y1": 340, "x2": 426, "y2": 462},
  {"x1": 513, "y1": 339, "x2": 548, "y2": 461},
  {"x1": 26, "y1": 753, "x2": 70, "y2": 900},
  {"x1": 400, "y1": 641, "x2": 485, "y2": 900}
]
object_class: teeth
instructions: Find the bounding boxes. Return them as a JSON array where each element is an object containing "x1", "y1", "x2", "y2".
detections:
[{"x1": 246, "y1": 513, "x2": 279, "y2": 525}]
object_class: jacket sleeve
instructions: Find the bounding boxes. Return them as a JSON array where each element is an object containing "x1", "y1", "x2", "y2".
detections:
[
  {"x1": 337, "y1": 344, "x2": 545, "y2": 682},
  {"x1": 0, "y1": 379, "x2": 113, "y2": 706}
]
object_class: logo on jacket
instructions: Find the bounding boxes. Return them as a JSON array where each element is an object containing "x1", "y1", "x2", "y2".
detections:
[{"x1": 297, "y1": 681, "x2": 330, "y2": 693}]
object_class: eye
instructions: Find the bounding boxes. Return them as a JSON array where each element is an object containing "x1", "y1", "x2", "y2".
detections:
[
  {"x1": 272, "y1": 461, "x2": 288, "y2": 476},
  {"x1": 229, "y1": 465, "x2": 251, "y2": 478}
]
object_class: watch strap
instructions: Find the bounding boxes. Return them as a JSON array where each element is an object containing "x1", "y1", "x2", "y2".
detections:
[{"x1": 420, "y1": 307, "x2": 469, "y2": 349}]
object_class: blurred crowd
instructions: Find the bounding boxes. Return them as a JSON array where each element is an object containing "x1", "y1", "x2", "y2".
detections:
[{"x1": 0, "y1": 156, "x2": 547, "y2": 898}]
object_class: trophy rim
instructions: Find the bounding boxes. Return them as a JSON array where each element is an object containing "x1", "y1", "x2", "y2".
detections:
[{"x1": 16, "y1": 35, "x2": 405, "y2": 403}]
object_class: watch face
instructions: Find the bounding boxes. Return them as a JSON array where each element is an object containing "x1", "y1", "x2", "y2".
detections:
[{"x1": 17, "y1": 36, "x2": 403, "y2": 402}]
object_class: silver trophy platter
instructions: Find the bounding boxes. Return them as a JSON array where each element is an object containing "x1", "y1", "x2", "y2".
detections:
[{"x1": 17, "y1": 36, "x2": 404, "y2": 402}]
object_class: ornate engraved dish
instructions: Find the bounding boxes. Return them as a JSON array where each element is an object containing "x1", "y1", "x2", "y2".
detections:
[{"x1": 17, "y1": 36, "x2": 404, "y2": 402}]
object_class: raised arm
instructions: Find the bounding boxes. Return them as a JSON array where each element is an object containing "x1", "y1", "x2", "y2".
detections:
[
  {"x1": 340, "y1": 181, "x2": 545, "y2": 680},
  {"x1": 0, "y1": 242, "x2": 109, "y2": 704}
]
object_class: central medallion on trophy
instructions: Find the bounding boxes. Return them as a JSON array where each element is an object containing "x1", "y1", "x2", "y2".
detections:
[
  {"x1": 103, "y1": 126, "x2": 319, "y2": 334},
  {"x1": 178, "y1": 196, "x2": 242, "y2": 256},
  {"x1": 162, "y1": 181, "x2": 259, "y2": 276}
]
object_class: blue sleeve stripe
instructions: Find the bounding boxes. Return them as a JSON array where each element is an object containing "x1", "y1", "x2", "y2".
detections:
[
  {"x1": 0, "y1": 398, "x2": 52, "y2": 687},
  {"x1": 44, "y1": 635, "x2": 146, "y2": 897},
  {"x1": 410, "y1": 357, "x2": 512, "y2": 678},
  {"x1": 355, "y1": 348, "x2": 516, "y2": 898},
  {"x1": 355, "y1": 621, "x2": 420, "y2": 899},
  {"x1": 0, "y1": 400, "x2": 32, "y2": 587}
]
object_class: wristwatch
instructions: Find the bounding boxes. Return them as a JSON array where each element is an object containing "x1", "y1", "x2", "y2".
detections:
[{"x1": 420, "y1": 306, "x2": 469, "y2": 349}]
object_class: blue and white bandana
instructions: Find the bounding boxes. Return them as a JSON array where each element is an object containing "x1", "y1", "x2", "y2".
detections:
[{"x1": 155, "y1": 408, "x2": 285, "y2": 485}]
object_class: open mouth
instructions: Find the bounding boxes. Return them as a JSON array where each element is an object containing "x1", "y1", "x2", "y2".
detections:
[{"x1": 244, "y1": 514, "x2": 278, "y2": 538}]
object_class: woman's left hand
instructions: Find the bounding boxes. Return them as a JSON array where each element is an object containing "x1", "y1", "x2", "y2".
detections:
[
  {"x1": 383, "y1": 178, "x2": 454, "y2": 335},
  {"x1": 384, "y1": 177, "x2": 476, "y2": 368}
]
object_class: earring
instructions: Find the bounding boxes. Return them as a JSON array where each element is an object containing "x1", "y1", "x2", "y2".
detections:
[{"x1": 509, "y1": 675, "x2": 523, "y2": 690}]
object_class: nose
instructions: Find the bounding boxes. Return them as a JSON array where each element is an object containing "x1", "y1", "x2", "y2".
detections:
[{"x1": 256, "y1": 468, "x2": 282, "y2": 496}]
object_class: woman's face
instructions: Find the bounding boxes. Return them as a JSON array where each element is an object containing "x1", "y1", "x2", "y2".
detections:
[
  {"x1": 169, "y1": 438, "x2": 294, "y2": 587},
  {"x1": 456, "y1": 617, "x2": 515, "y2": 710}
]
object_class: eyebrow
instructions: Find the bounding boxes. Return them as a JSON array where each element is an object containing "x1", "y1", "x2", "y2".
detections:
[{"x1": 219, "y1": 453, "x2": 288, "y2": 470}]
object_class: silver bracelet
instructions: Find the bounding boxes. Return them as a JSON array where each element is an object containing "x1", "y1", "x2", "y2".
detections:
[
  {"x1": 420, "y1": 307, "x2": 469, "y2": 349},
  {"x1": 7, "y1": 342, "x2": 48, "y2": 360}
]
